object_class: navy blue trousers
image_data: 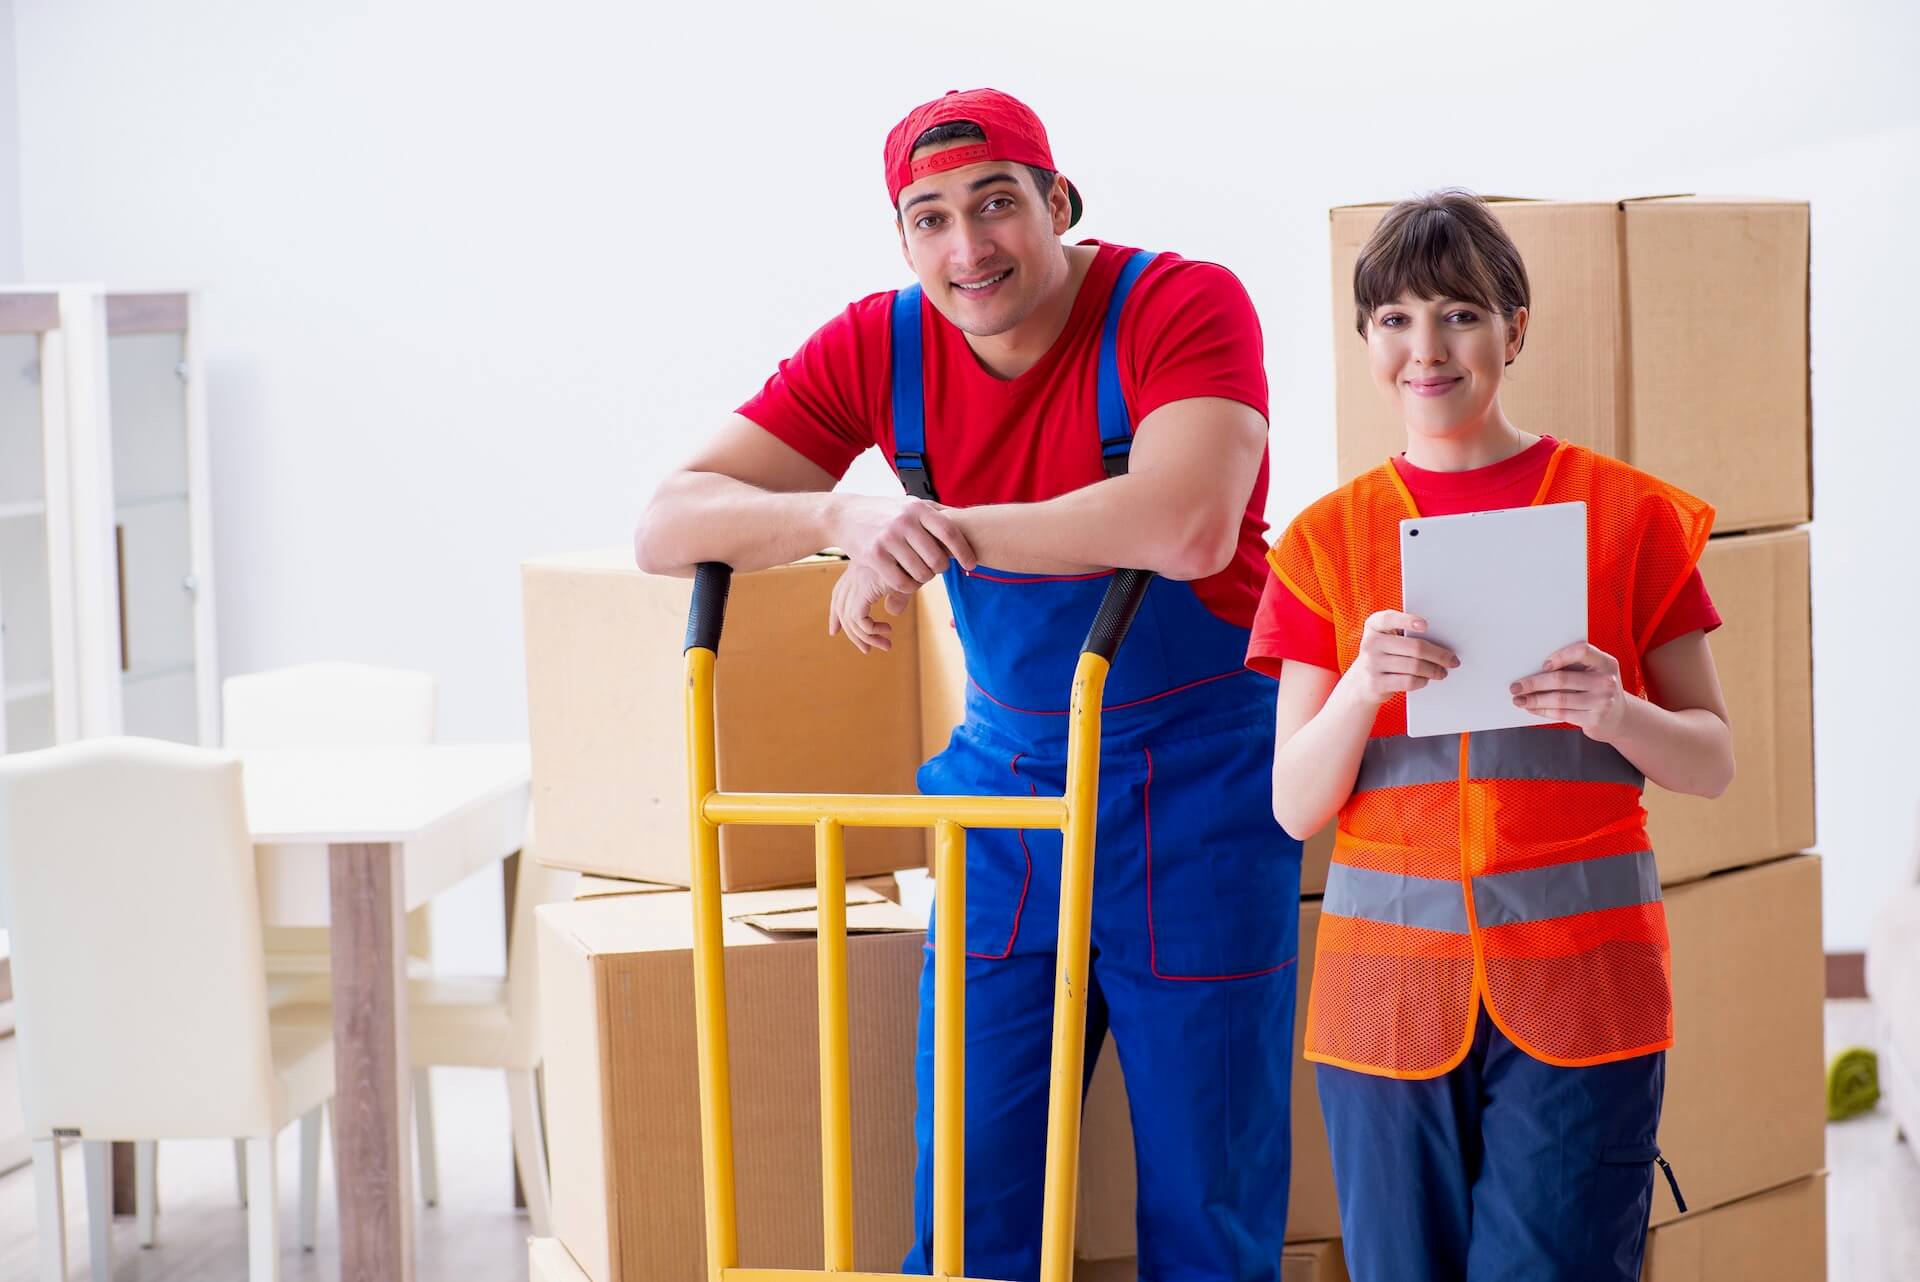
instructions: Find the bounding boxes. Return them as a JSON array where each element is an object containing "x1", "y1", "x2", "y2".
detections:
[{"x1": 1316, "y1": 1015, "x2": 1671, "y2": 1282}]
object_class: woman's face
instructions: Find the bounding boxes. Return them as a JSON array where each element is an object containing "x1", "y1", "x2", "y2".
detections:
[{"x1": 1365, "y1": 295, "x2": 1527, "y2": 442}]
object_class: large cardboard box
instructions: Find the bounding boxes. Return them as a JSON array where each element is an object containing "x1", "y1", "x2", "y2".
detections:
[
  {"x1": 1300, "y1": 528, "x2": 1813, "y2": 895},
  {"x1": 1330, "y1": 197, "x2": 1810, "y2": 534},
  {"x1": 1076, "y1": 899, "x2": 1339, "y2": 1257},
  {"x1": 1075, "y1": 855, "x2": 1824, "y2": 1256},
  {"x1": 539, "y1": 885, "x2": 924, "y2": 1282},
  {"x1": 1644, "y1": 529, "x2": 1814, "y2": 885},
  {"x1": 524, "y1": 551, "x2": 968, "y2": 890},
  {"x1": 1643, "y1": 1173, "x2": 1826, "y2": 1281},
  {"x1": 1653, "y1": 854, "x2": 1825, "y2": 1225}
]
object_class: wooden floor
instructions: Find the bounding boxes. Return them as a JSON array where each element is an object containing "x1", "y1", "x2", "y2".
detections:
[{"x1": 0, "y1": 1004, "x2": 1914, "y2": 1281}]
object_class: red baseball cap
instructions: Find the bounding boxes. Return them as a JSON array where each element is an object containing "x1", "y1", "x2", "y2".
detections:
[{"x1": 884, "y1": 88, "x2": 1083, "y2": 227}]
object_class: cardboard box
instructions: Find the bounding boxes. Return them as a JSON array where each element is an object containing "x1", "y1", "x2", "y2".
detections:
[
  {"x1": 524, "y1": 552, "x2": 968, "y2": 890},
  {"x1": 1643, "y1": 1173, "x2": 1826, "y2": 1281},
  {"x1": 1076, "y1": 855, "x2": 1824, "y2": 1256},
  {"x1": 530, "y1": 1237, "x2": 591, "y2": 1282},
  {"x1": 1076, "y1": 1238, "x2": 1346, "y2": 1282},
  {"x1": 1644, "y1": 529, "x2": 1814, "y2": 885},
  {"x1": 1329, "y1": 197, "x2": 1810, "y2": 534},
  {"x1": 539, "y1": 885, "x2": 924, "y2": 1282},
  {"x1": 1076, "y1": 898, "x2": 1340, "y2": 1257},
  {"x1": 1653, "y1": 854, "x2": 1825, "y2": 1226}
]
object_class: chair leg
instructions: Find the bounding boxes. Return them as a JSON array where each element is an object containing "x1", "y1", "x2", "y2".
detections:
[
  {"x1": 414, "y1": 1068, "x2": 439, "y2": 1207},
  {"x1": 245, "y1": 1135, "x2": 279, "y2": 1282},
  {"x1": 136, "y1": 1140, "x2": 158, "y2": 1247},
  {"x1": 506, "y1": 1068, "x2": 551, "y2": 1236},
  {"x1": 32, "y1": 1139, "x2": 68, "y2": 1282},
  {"x1": 298, "y1": 1109, "x2": 322, "y2": 1252},
  {"x1": 233, "y1": 1137, "x2": 249, "y2": 1206},
  {"x1": 81, "y1": 1141, "x2": 111, "y2": 1282}
]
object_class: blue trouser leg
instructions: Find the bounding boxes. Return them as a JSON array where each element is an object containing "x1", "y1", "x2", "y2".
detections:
[
  {"x1": 904, "y1": 715, "x2": 1300, "y2": 1282},
  {"x1": 1317, "y1": 1016, "x2": 1666, "y2": 1282}
]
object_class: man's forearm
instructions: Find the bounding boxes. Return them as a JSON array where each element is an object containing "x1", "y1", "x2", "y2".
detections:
[
  {"x1": 953, "y1": 472, "x2": 1237, "y2": 580},
  {"x1": 634, "y1": 470, "x2": 841, "y2": 577}
]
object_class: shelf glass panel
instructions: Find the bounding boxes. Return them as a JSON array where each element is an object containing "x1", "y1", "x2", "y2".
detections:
[{"x1": 0, "y1": 334, "x2": 45, "y2": 508}]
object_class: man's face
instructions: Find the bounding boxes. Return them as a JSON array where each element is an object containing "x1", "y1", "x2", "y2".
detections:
[{"x1": 896, "y1": 138, "x2": 1073, "y2": 338}]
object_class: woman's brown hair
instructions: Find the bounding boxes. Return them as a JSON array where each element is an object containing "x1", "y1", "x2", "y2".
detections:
[{"x1": 1352, "y1": 190, "x2": 1531, "y2": 362}]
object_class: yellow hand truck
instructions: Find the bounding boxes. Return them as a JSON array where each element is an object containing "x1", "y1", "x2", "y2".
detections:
[{"x1": 682, "y1": 561, "x2": 1155, "y2": 1282}]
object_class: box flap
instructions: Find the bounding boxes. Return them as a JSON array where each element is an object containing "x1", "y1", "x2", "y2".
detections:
[
  {"x1": 574, "y1": 875, "x2": 680, "y2": 900},
  {"x1": 737, "y1": 898, "x2": 926, "y2": 936}
]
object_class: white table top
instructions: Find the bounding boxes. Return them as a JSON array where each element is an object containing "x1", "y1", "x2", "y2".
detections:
[{"x1": 241, "y1": 742, "x2": 531, "y2": 845}]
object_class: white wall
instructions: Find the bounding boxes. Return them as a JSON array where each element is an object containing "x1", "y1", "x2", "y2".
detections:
[
  {"x1": 8, "y1": 0, "x2": 1917, "y2": 961},
  {"x1": 0, "y1": 0, "x2": 22, "y2": 282}
]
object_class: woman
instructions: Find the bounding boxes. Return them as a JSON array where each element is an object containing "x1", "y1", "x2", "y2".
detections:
[{"x1": 1247, "y1": 190, "x2": 1735, "y2": 1282}]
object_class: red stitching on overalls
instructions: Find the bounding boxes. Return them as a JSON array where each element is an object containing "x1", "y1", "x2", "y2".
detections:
[
  {"x1": 964, "y1": 752, "x2": 1034, "y2": 961},
  {"x1": 1143, "y1": 746, "x2": 1299, "y2": 983},
  {"x1": 966, "y1": 668, "x2": 1248, "y2": 718},
  {"x1": 961, "y1": 568, "x2": 1116, "y2": 585}
]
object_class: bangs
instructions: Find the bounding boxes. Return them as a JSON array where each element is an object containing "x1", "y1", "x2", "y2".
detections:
[{"x1": 1351, "y1": 193, "x2": 1529, "y2": 336}]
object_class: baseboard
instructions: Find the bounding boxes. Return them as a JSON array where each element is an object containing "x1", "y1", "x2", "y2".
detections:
[{"x1": 1826, "y1": 950, "x2": 1867, "y2": 999}]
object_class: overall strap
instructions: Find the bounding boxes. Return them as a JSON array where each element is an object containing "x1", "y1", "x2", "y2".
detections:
[
  {"x1": 1095, "y1": 249, "x2": 1159, "y2": 478},
  {"x1": 888, "y1": 283, "x2": 936, "y2": 501}
]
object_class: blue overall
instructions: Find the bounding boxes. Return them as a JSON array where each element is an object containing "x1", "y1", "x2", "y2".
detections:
[{"x1": 890, "y1": 252, "x2": 1304, "y2": 1282}]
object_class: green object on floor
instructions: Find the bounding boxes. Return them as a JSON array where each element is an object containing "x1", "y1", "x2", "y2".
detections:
[{"x1": 1826, "y1": 1046, "x2": 1880, "y2": 1121}]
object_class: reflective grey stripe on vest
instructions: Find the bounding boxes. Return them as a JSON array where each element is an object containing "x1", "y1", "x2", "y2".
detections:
[
  {"x1": 1324, "y1": 849, "x2": 1662, "y2": 933},
  {"x1": 1470, "y1": 849, "x2": 1662, "y2": 929},
  {"x1": 1352, "y1": 726, "x2": 1644, "y2": 795},
  {"x1": 1323, "y1": 863, "x2": 1470, "y2": 934}
]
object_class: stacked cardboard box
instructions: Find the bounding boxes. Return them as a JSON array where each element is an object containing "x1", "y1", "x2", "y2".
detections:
[
  {"x1": 537, "y1": 882, "x2": 925, "y2": 1282},
  {"x1": 523, "y1": 553, "x2": 966, "y2": 891}
]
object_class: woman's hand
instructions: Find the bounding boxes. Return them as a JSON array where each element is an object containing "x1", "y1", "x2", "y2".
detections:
[
  {"x1": 825, "y1": 562, "x2": 914, "y2": 654},
  {"x1": 1335, "y1": 610, "x2": 1460, "y2": 708},
  {"x1": 1511, "y1": 641, "x2": 1628, "y2": 741}
]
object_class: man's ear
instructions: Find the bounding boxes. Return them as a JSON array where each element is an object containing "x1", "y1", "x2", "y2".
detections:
[{"x1": 1050, "y1": 176, "x2": 1073, "y2": 236}]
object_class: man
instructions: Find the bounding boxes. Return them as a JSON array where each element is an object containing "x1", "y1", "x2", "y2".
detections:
[{"x1": 634, "y1": 88, "x2": 1302, "y2": 1282}]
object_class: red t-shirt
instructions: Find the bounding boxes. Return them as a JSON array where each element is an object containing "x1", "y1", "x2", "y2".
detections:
[
  {"x1": 736, "y1": 240, "x2": 1273, "y2": 628},
  {"x1": 1245, "y1": 436, "x2": 1720, "y2": 676}
]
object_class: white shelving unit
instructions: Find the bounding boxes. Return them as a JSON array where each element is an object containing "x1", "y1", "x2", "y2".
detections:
[{"x1": 0, "y1": 288, "x2": 218, "y2": 753}]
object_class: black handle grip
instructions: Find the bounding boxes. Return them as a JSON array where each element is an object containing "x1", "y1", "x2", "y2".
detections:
[
  {"x1": 683, "y1": 562, "x2": 734, "y2": 654},
  {"x1": 1081, "y1": 568, "x2": 1155, "y2": 661}
]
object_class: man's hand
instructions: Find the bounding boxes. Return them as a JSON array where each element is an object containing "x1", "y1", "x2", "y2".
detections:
[
  {"x1": 826, "y1": 562, "x2": 916, "y2": 654},
  {"x1": 831, "y1": 496, "x2": 978, "y2": 596}
]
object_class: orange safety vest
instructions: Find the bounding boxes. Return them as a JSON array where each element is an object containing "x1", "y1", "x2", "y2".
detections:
[{"x1": 1270, "y1": 442, "x2": 1714, "y2": 1079}]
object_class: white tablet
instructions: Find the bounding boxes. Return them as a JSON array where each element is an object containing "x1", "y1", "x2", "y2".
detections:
[{"x1": 1399, "y1": 501, "x2": 1588, "y2": 739}]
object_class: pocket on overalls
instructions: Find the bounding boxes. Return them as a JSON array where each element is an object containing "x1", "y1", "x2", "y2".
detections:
[
  {"x1": 917, "y1": 732, "x2": 1036, "y2": 960},
  {"x1": 1599, "y1": 1144, "x2": 1687, "y2": 1216},
  {"x1": 1138, "y1": 730, "x2": 1300, "y2": 981}
]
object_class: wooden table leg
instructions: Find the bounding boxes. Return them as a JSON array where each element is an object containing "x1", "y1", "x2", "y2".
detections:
[
  {"x1": 111, "y1": 1141, "x2": 135, "y2": 1216},
  {"x1": 330, "y1": 841, "x2": 416, "y2": 1282}
]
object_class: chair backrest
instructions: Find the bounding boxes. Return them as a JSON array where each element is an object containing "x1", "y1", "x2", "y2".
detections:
[
  {"x1": 505, "y1": 814, "x2": 577, "y2": 1063},
  {"x1": 0, "y1": 737, "x2": 281, "y2": 1140},
  {"x1": 222, "y1": 661, "x2": 437, "y2": 749}
]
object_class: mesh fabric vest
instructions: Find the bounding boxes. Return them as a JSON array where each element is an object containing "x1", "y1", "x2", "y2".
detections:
[{"x1": 1271, "y1": 442, "x2": 1714, "y2": 1079}]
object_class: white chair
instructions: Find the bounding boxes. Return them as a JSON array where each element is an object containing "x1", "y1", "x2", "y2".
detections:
[
  {"x1": 222, "y1": 661, "x2": 446, "y2": 1202},
  {"x1": 0, "y1": 737, "x2": 332, "y2": 1282},
  {"x1": 281, "y1": 820, "x2": 576, "y2": 1234}
]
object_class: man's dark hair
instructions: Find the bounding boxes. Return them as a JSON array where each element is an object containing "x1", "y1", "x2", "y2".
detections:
[
  {"x1": 906, "y1": 121, "x2": 1058, "y2": 211},
  {"x1": 1353, "y1": 189, "x2": 1531, "y2": 364}
]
